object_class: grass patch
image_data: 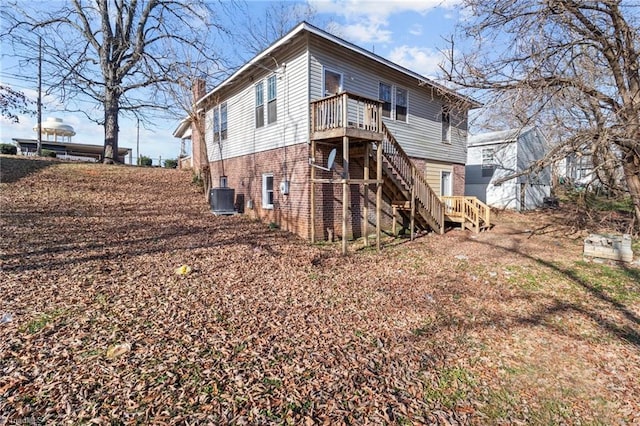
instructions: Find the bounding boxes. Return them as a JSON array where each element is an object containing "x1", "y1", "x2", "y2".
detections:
[
  {"x1": 569, "y1": 261, "x2": 640, "y2": 303},
  {"x1": 424, "y1": 366, "x2": 476, "y2": 409},
  {"x1": 21, "y1": 309, "x2": 67, "y2": 334}
]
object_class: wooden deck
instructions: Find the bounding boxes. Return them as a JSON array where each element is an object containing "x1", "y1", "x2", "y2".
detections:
[{"x1": 309, "y1": 92, "x2": 490, "y2": 252}]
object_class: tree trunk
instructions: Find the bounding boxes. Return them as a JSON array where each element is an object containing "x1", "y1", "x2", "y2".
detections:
[
  {"x1": 622, "y1": 151, "x2": 640, "y2": 230},
  {"x1": 103, "y1": 91, "x2": 120, "y2": 164}
]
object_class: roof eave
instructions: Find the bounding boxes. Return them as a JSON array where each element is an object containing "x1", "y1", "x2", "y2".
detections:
[
  {"x1": 197, "y1": 21, "x2": 481, "y2": 109},
  {"x1": 173, "y1": 118, "x2": 192, "y2": 138}
]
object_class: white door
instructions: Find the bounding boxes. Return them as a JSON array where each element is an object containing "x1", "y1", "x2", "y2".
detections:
[{"x1": 441, "y1": 171, "x2": 452, "y2": 196}]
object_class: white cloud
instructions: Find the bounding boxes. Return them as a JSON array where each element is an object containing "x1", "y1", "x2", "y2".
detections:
[
  {"x1": 310, "y1": 0, "x2": 461, "y2": 45},
  {"x1": 310, "y1": 0, "x2": 460, "y2": 20},
  {"x1": 409, "y1": 24, "x2": 423, "y2": 36},
  {"x1": 387, "y1": 45, "x2": 446, "y2": 78},
  {"x1": 327, "y1": 20, "x2": 392, "y2": 44}
]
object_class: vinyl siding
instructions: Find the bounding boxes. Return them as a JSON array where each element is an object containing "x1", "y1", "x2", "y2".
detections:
[
  {"x1": 423, "y1": 161, "x2": 453, "y2": 196},
  {"x1": 516, "y1": 128, "x2": 552, "y2": 185},
  {"x1": 308, "y1": 35, "x2": 468, "y2": 165},
  {"x1": 205, "y1": 37, "x2": 309, "y2": 162}
]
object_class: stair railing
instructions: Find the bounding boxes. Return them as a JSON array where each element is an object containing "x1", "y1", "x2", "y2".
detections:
[{"x1": 381, "y1": 123, "x2": 445, "y2": 234}]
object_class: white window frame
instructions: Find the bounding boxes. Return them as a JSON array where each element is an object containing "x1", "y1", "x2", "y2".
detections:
[
  {"x1": 481, "y1": 147, "x2": 495, "y2": 169},
  {"x1": 379, "y1": 81, "x2": 392, "y2": 118},
  {"x1": 395, "y1": 86, "x2": 408, "y2": 123},
  {"x1": 262, "y1": 173, "x2": 274, "y2": 209},
  {"x1": 323, "y1": 68, "x2": 343, "y2": 96},
  {"x1": 212, "y1": 102, "x2": 228, "y2": 143},
  {"x1": 255, "y1": 82, "x2": 264, "y2": 128},
  {"x1": 442, "y1": 107, "x2": 451, "y2": 144},
  {"x1": 379, "y1": 82, "x2": 409, "y2": 122},
  {"x1": 267, "y1": 75, "x2": 277, "y2": 125}
]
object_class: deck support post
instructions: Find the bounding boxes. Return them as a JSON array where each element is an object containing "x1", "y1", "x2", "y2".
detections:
[
  {"x1": 392, "y1": 205, "x2": 397, "y2": 237},
  {"x1": 342, "y1": 135, "x2": 349, "y2": 255},
  {"x1": 376, "y1": 140, "x2": 382, "y2": 251},
  {"x1": 410, "y1": 168, "x2": 416, "y2": 241},
  {"x1": 310, "y1": 139, "x2": 316, "y2": 243},
  {"x1": 363, "y1": 142, "x2": 370, "y2": 247}
]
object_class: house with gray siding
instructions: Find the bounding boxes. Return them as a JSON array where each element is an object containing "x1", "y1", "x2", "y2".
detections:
[
  {"x1": 182, "y1": 22, "x2": 486, "y2": 244},
  {"x1": 465, "y1": 127, "x2": 551, "y2": 210}
]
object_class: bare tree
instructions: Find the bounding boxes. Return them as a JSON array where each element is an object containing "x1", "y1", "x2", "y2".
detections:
[
  {"x1": 224, "y1": 1, "x2": 319, "y2": 57},
  {"x1": 445, "y1": 0, "x2": 640, "y2": 225},
  {"x1": 0, "y1": 84, "x2": 35, "y2": 123},
  {"x1": 2, "y1": 0, "x2": 226, "y2": 163}
]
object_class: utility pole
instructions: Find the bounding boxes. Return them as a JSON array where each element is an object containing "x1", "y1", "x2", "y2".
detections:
[
  {"x1": 36, "y1": 36, "x2": 42, "y2": 156},
  {"x1": 136, "y1": 117, "x2": 140, "y2": 165}
]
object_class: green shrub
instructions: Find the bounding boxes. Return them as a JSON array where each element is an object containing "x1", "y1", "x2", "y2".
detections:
[
  {"x1": 138, "y1": 156, "x2": 152, "y2": 167},
  {"x1": 164, "y1": 159, "x2": 178, "y2": 169},
  {"x1": 41, "y1": 149, "x2": 57, "y2": 158},
  {"x1": 192, "y1": 172, "x2": 204, "y2": 189},
  {"x1": 0, "y1": 144, "x2": 17, "y2": 155}
]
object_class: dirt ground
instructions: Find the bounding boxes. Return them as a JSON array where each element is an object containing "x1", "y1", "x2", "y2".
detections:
[{"x1": 1, "y1": 156, "x2": 639, "y2": 424}]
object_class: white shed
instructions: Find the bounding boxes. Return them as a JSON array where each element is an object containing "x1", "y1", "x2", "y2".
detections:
[{"x1": 465, "y1": 127, "x2": 551, "y2": 211}]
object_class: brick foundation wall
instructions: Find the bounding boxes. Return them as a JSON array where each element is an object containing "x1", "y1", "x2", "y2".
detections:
[
  {"x1": 208, "y1": 144, "x2": 466, "y2": 241},
  {"x1": 452, "y1": 163, "x2": 465, "y2": 196},
  {"x1": 312, "y1": 145, "x2": 399, "y2": 241},
  {"x1": 209, "y1": 144, "x2": 312, "y2": 239}
]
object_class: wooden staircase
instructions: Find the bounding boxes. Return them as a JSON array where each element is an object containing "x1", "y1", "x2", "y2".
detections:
[
  {"x1": 309, "y1": 92, "x2": 490, "y2": 245},
  {"x1": 377, "y1": 122, "x2": 490, "y2": 235},
  {"x1": 442, "y1": 196, "x2": 491, "y2": 233}
]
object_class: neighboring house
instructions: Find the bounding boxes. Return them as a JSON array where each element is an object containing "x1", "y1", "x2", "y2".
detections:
[
  {"x1": 465, "y1": 127, "x2": 551, "y2": 211},
  {"x1": 555, "y1": 151, "x2": 595, "y2": 187},
  {"x1": 179, "y1": 22, "x2": 486, "y2": 245},
  {"x1": 173, "y1": 118, "x2": 193, "y2": 169}
]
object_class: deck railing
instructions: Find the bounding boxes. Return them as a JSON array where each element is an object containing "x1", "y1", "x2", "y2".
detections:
[
  {"x1": 381, "y1": 123, "x2": 445, "y2": 234},
  {"x1": 441, "y1": 196, "x2": 491, "y2": 232},
  {"x1": 311, "y1": 92, "x2": 382, "y2": 133}
]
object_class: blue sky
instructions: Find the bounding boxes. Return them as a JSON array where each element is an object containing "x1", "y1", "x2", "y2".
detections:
[{"x1": 1, "y1": 0, "x2": 464, "y2": 164}]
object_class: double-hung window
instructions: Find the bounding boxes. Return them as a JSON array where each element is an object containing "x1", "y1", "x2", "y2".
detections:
[
  {"x1": 212, "y1": 102, "x2": 228, "y2": 143},
  {"x1": 213, "y1": 106, "x2": 220, "y2": 143},
  {"x1": 220, "y1": 103, "x2": 228, "y2": 140},
  {"x1": 482, "y1": 147, "x2": 495, "y2": 177},
  {"x1": 379, "y1": 82, "x2": 408, "y2": 121},
  {"x1": 482, "y1": 148, "x2": 495, "y2": 168},
  {"x1": 255, "y1": 83, "x2": 264, "y2": 128},
  {"x1": 395, "y1": 87, "x2": 408, "y2": 122},
  {"x1": 379, "y1": 82, "x2": 392, "y2": 118},
  {"x1": 262, "y1": 173, "x2": 274, "y2": 209},
  {"x1": 441, "y1": 108, "x2": 451, "y2": 144},
  {"x1": 267, "y1": 75, "x2": 277, "y2": 124}
]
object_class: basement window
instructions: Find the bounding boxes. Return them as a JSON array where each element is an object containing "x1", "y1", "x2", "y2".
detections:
[{"x1": 262, "y1": 173, "x2": 274, "y2": 209}]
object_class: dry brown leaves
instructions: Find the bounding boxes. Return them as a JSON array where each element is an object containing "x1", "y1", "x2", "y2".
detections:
[{"x1": 1, "y1": 156, "x2": 639, "y2": 425}]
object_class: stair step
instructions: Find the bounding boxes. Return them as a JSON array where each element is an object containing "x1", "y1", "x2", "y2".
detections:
[{"x1": 391, "y1": 200, "x2": 411, "y2": 209}]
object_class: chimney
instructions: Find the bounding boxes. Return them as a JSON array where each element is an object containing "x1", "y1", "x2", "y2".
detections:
[
  {"x1": 192, "y1": 78, "x2": 206, "y2": 104},
  {"x1": 191, "y1": 78, "x2": 207, "y2": 174}
]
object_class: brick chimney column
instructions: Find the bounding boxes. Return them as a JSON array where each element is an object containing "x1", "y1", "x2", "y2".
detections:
[{"x1": 191, "y1": 78, "x2": 207, "y2": 173}]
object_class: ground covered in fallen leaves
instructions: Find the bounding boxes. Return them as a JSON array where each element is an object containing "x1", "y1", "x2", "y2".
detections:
[{"x1": 1, "y1": 156, "x2": 639, "y2": 425}]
